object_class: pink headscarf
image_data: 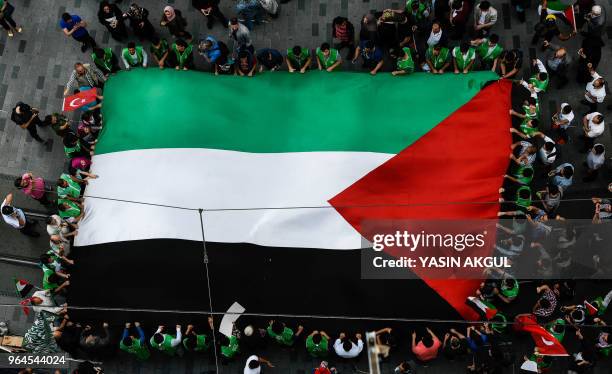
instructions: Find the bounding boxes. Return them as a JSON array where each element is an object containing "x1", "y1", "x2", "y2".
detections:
[{"x1": 164, "y1": 6, "x2": 176, "y2": 21}]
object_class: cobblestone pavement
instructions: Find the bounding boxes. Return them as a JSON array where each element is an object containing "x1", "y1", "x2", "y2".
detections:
[{"x1": 0, "y1": 0, "x2": 611, "y2": 373}]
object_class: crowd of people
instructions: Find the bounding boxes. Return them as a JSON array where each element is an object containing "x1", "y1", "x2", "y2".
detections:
[{"x1": 1, "y1": 0, "x2": 611, "y2": 373}]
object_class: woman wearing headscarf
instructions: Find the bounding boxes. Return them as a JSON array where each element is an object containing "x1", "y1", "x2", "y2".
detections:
[
  {"x1": 98, "y1": 0, "x2": 128, "y2": 41},
  {"x1": 160, "y1": 6, "x2": 192, "y2": 41},
  {"x1": 123, "y1": 2, "x2": 156, "y2": 41}
]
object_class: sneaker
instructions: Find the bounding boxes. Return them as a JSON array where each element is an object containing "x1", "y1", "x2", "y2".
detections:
[{"x1": 7, "y1": 30, "x2": 13, "y2": 37}]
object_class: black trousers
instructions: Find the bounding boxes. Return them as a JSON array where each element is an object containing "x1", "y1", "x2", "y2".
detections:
[
  {"x1": 206, "y1": 6, "x2": 228, "y2": 26},
  {"x1": 19, "y1": 219, "x2": 39, "y2": 237},
  {"x1": 73, "y1": 32, "x2": 97, "y2": 50},
  {"x1": 0, "y1": 14, "x2": 16, "y2": 30},
  {"x1": 25, "y1": 115, "x2": 44, "y2": 142},
  {"x1": 334, "y1": 40, "x2": 356, "y2": 59}
]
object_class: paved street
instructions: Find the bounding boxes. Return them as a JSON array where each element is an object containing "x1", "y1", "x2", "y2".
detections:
[{"x1": 0, "y1": 0, "x2": 611, "y2": 373}]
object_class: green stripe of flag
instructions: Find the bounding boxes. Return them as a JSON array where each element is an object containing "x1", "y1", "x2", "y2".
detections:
[{"x1": 97, "y1": 70, "x2": 498, "y2": 155}]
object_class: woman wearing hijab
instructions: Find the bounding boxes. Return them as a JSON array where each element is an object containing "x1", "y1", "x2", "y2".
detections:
[
  {"x1": 123, "y1": 2, "x2": 156, "y2": 41},
  {"x1": 98, "y1": 1, "x2": 128, "y2": 41},
  {"x1": 160, "y1": 6, "x2": 192, "y2": 41}
]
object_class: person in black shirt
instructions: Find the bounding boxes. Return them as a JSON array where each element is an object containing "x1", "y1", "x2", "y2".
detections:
[
  {"x1": 193, "y1": 0, "x2": 228, "y2": 30},
  {"x1": 11, "y1": 102, "x2": 48, "y2": 144},
  {"x1": 98, "y1": 1, "x2": 128, "y2": 41},
  {"x1": 531, "y1": 4, "x2": 575, "y2": 48},
  {"x1": 499, "y1": 49, "x2": 523, "y2": 79}
]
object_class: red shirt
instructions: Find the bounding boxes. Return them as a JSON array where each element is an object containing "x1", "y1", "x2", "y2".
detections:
[{"x1": 412, "y1": 336, "x2": 441, "y2": 361}]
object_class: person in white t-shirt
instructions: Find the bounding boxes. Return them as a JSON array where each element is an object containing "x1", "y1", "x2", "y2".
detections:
[
  {"x1": 333, "y1": 333, "x2": 364, "y2": 358},
  {"x1": 244, "y1": 355, "x2": 274, "y2": 374},
  {"x1": 552, "y1": 103, "x2": 574, "y2": 144},
  {"x1": 1, "y1": 193, "x2": 39, "y2": 237},
  {"x1": 536, "y1": 133, "x2": 557, "y2": 168},
  {"x1": 584, "y1": 144, "x2": 606, "y2": 182},
  {"x1": 582, "y1": 65, "x2": 606, "y2": 112},
  {"x1": 582, "y1": 112, "x2": 605, "y2": 151}
]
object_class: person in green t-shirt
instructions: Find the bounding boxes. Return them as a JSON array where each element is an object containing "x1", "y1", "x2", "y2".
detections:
[
  {"x1": 120, "y1": 322, "x2": 151, "y2": 360},
  {"x1": 122, "y1": 41, "x2": 148, "y2": 70},
  {"x1": 471, "y1": 34, "x2": 502, "y2": 71},
  {"x1": 452, "y1": 42, "x2": 476, "y2": 74},
  {"x1": 392, "y1": 47, "x2": 415, "y2": 75},
  {"x1": 183, "y1": 320, "x2": 213, "y2": 352},
  {"x1": 219, "y1": 334, "x2": 240, "y2": 362},
  {"x1": 286, "y1": 45, "x2": 311, "y2": 73},
  {"x1": 42, "y1": 269, "x2": 69, "y2": 293},
  {"x1": 527, "y1": 59, "x2": 549, "y2": 93},
  {"x1": 267, "y1": 320, "x2": 303, "y2": 346},
  {"x1": 43, "y1": 113, "x2": 70, "y2": 137},
  {"x1": 58, "y1": 199, "x2": 83, "y2": 223},
  {"x1": 150, "y1": 35, "x2": 170, "y2": 69},
  {"x1": 316, "y1": 43, "x2": 342, "y2": 72},
  {"x1": 57, "y1": 173, "x2": 86, "y2": 202},
  {"x1": 150, "y1": 325, "x2": 182, "y2": 356},
  {"x1": 168, "y1": 38, "x2": 194, "y2": 71},
  {"x1": 425, "y1": 43, "x2": 450, "y2": 74},
  {"x1": 306, "y1": 330, "x2": 330, "y2": 357},
  {"x1": 91, "y1": 47, "x2": 120, "y2": 76}
]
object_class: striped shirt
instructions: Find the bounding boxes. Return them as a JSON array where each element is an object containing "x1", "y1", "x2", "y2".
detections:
[{"x1": 65, "y1": 64, "x2": 105, "y2": 93}]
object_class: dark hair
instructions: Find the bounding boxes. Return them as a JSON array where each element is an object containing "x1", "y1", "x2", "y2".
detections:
[
  {"x1": 320, "y1": 42, "x2": 330, "y2": 51},
  {"x1": 40, "y1": 253, "x2": 52, "y2": 264},
  {"x1": 151, "y1": 35, "x2": 161, "y2": 45},
  {"x1": 594, "y1": 144, "x2": 605, "y2": 154},
  {"x1": 248, "y1": 359, "x2": 261, "y2": 369},
  {"x1": 48, "y1": 273, "x2": 62, "y2": 285},
  {"x1": 539, "y1": 72, "x2": 548, "y2": 81},
  {"x1": 365, "y1": 40, "x2": 375, "y2": 49},
  {"x1": 552, "y1": 322, "x2": 565, "y2": 333},
  {"x1": 544, "y1": 141, "x2": 555, "y2": 152},
  {"x1": 563, "y1": 166, "x2": 573, "y2": 178},
  {"x1": 511, "y1": 235, "x2": 523, "y2": 246},
  {"x1": 230, "y1": 17, "x2": 239, "y2": 25},
  {"x1": 93, "y1": 48, "x2": 105, "y2": 59},
  {"x1": 238, "y1": 50, "x2": 249, "y2": 59},
  {"x1": 63, "y1": 133, "x2": 78, "y2": 147},
  {"x1": 292, "y1": 46, "x2": 302, "y2": 56},
  {"x1": 61, "y1": 13, "x2": 72, "y2": 22},
  {"x1": 460, "y1": 42, "x2": 469, "y2": 53},
  {"x1": 122, "y1": 337, "x2": 133, "y2": 346},
  {"x1": 342, "y1": 340, "x2": 353, "y2": 352},
  {"x1": 561, "y1": 104, "x2": 572, "y2": 114},
  {"x1": 503, "y1": 278, "x2": 516, "y2": 289},
  {"x1": 81, "y1": 112, "x2": 93, "y2": 121},
  {"x1": 312, "y1": 333, "x2": 322, "y2": 344},
  {"x1": 489, "y1": 34, "x2": 499, "y2": 44},
  {"x1": 548, "y1": 184, "x2": 559, "y2": 194},
  {"x1": 176, "y1": 39, "x2": 187, "y2": 48},
  {"x1": 522, "y1": 167, "x2": 534, "y2": 178},
  {"x1": 219, "y1": 335, "x2": 230, "y2": 346},
  {"x1": 422, "y1": 334, "x2": 433, "y2": 347},
  {"x1": 530, "y1": 118, "x2": 539, "y2": 128},
  {"x1": 451, "y1": 0, "x2": 463, "y2": 10},
  {"x1": 127, "y1": 41, "x2": 136, "y2": 49},
  {"x1": 479, "y1": 1, "x2": 491, "y2": 10},
  {"x1": 271, "y1": 321, "x2": 284, "y2": 335},
  {"x1": 570, "y1": 309, "x2": 585, "y2": 322},
  {"x1": 1, "y1": 205, "x2": 13, "y2": 215},
  {"x1": 527, "y1": 97, "x2": 537, "y2": 106},
  {"x1": 46, "y1": 216, "x2": 56, "y2": 225},
  {"x1": 57, "y1": 178, "x2": 67, "y2": 187},
  {"x1": 153, "y1": 333, "x2": 164, "y2": 344},
  {"x1": 13, "y1": 177, "x2": 23, "y2": 189},
  {"x1": 433, "y1": 43, "x2": 442, "y2": 51},
  {"x1": 518, "y1": 188, "x2": 530, "y2": 199}
]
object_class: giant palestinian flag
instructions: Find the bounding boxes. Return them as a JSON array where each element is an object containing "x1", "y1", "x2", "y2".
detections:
[{"x1": 68, "y1": 70, "x2": 513, "y2": 323}]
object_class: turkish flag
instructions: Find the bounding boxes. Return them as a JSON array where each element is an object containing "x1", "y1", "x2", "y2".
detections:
[
  {"x1": 514, "y1": 314, "x2": 568, "y2": 356},
  {"x1": 62, "y1": 88, "x2": 98, "y2": 112}
]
